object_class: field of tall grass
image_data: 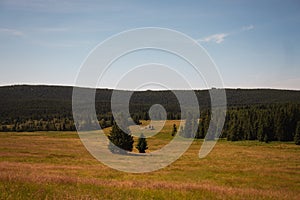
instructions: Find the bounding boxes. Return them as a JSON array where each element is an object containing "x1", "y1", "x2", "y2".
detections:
[{"x1": 0, "y1": 120, "x2": 299, "y2": 199}]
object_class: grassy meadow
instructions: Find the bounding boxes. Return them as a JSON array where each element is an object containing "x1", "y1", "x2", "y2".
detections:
[{"x1": 0, "y1": 120, "x2": 299, "y2": 199}]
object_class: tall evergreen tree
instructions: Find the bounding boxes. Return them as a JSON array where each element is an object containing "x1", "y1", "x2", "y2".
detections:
[
  {"x1": 132, "y1": 114, "x2": 141, "y2": 125},
  {"x1": 257, "y1": 114, "x2": 265, "y2": 142},
  {"x1": 171, "y1": 124, "x2": 177, "y2": 136},
  {"x1": 294, "y1": 121, "x2": 300, "y2": 145},
  {"x1": 108, "y1": 118, "x2": 134, "y2": 154},
  {"x1": 274, "y1": 109, "x2": 284, "y2": 141},
  {"x1": 227, "y1": 113, "x2": 239, "y2": 141},
  {"x1": 195, "y1": 119, "x2": 205, "y2": 139},
  {"x1": 144, "y1": 112, "x2": 149, "y2": 121},
  {"x1": 243, "y1": 112, "x2": 252, "y2": 140},
  {"x1": 180, "y1": 112, "x2": 196, "y2": 138},
  {"x1": 264, "y1": 133, "x2": 269, "y2": 143},
  {"x1": 136, "y1": 133, "x2": 148, "y2": 153}
]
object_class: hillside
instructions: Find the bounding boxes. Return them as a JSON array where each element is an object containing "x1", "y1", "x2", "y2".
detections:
[{"x1": 0, "y1": 85, "x2": 300, "y2": 122}]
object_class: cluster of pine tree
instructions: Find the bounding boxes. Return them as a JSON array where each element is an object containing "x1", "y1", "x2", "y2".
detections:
[
  {"x1": 108, "y1": 116, "x2": 148, "y2": 154},
  {"x1": 1, "y1": 99, "x2": 299, "y2": 145},
  {"x1": 0, "y1": 114, "x2": 114, "y2": 132},
  {"x1": 0, "y1": 118, "x2": 76, "y2": 132},
  {"x1": 196, "y1": 103, "x2": 300, "y2": 144}
]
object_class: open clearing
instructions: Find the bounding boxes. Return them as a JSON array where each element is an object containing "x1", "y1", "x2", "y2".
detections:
[{"x1": 0, "y1": 120, "x2": 299, "y2": 199}]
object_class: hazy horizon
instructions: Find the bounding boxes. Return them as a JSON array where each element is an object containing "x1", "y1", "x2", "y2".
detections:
[{"x1": 1, "y1": 83, "x2": 300, "y2": 92}]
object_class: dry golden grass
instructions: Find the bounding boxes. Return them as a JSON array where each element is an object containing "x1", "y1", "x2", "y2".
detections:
[{"x1": 0, "y1": 122, "x2": 299, "y2": 199}]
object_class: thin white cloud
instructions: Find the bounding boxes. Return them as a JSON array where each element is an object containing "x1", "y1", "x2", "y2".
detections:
[
  {"x1": 198, "y1": 24, "x2": 254, "y2": 44},
  {"x1": 199, "y1": 33, "x2": 229, "y2": 44},
  {"x1": 242, "y1": 24, "x2": 254, "y2": 31},
  {"x1": 0, "y1": 28, "x2": 24, "y2": 36}
]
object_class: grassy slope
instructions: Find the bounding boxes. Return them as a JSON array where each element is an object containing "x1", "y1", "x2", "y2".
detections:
[{"x1": 0, "y1": 121, "x2": 299, "y2": 199}]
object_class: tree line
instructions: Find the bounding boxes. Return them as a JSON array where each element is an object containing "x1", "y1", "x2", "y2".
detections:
[
  {"x1": 193, "y1": 103, "x2": 300, "y2": 144},
  {"x1": 1, "y1": 86, "x2": 300, "y2": 146},
  {"x1": 109, "y1": 102, "x2": 300, "y2": 155},
  {"x1": 1, "y1": 103, "x2": 300, "y2": 143}
]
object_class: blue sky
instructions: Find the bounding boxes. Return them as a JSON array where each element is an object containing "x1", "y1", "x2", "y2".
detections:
[{"x1": 0, "y1": 0, "x2": 299, "y2": 90}]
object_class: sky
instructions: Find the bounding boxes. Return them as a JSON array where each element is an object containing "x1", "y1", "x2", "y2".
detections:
[{"x1": 0, "y1": 0, "x2": 300, "y2": 90}]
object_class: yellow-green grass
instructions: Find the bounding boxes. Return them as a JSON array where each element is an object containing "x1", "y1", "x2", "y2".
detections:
[{"x1": 0, "y1": 121, "x2": 299, "y2": 199}]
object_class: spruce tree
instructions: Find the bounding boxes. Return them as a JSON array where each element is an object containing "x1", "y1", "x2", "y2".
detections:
[
  {"x1": 195, "y1": 119, "x2": 205, "y2": 139},
  {"x1": 132, "y1": 114, "x2": 141, "y2": 125},
  {"x1": 108, "y1": 119, "x2": 134, "y2": 154},
  {"x1": 180, "y1": 112, "x2": 195, "y2": 138},
  {"x1": 171, "y1": 124, "x2": 177, "y2": 136},
  {"x1": 257, "y1": 115, "x2": 265, "y2": 142},
  {"x1": 227, "y1": 113, "x2": 239, "y2": 141},
  {"x1": 264, "y1": 133, "x2": 269, "y2": 143},
  {"x1": 144, "y1": 112, "x2": 149, "y2": 121},
  {"x1": 136, "y1": 133, "x2": 148, "y2": 153},
  {"x1": 274, "y1": 110, "x2": 283, "y2": 141},
  {"x1": 294, "y1": 121, "x2": 300, "y2": 145}
]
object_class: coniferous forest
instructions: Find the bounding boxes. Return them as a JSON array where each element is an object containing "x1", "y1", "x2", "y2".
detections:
[{"x1": 0, "y1": 85, "x2": 300, "y2": 144}]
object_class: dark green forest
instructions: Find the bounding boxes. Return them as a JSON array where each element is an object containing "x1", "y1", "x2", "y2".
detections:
[
  {"x1": 195, "y1": 103, "x2": 300, "y2": 142},
  {"x1": 1, "y1": 85, "x2": 300, "y2": 143}
]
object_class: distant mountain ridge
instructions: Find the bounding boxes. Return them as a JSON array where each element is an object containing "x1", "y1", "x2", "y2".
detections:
[
  {"x1": 0, "y1": 85, "x2": 300, "y2": 122},
  {"x1": 1, "y1": 84, "x2": 300, "y2": 103}
]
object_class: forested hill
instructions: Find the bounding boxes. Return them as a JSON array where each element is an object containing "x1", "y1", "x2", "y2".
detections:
[
  {"x1": 1, "y1": 85, "x2": 300, "y2": 104},
  {"x1": 0, "y1": 85, "x2": 300, "y2": 122},
  {"x1": 0, "y1": 85, "x2": 300, "y2": 107}
]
